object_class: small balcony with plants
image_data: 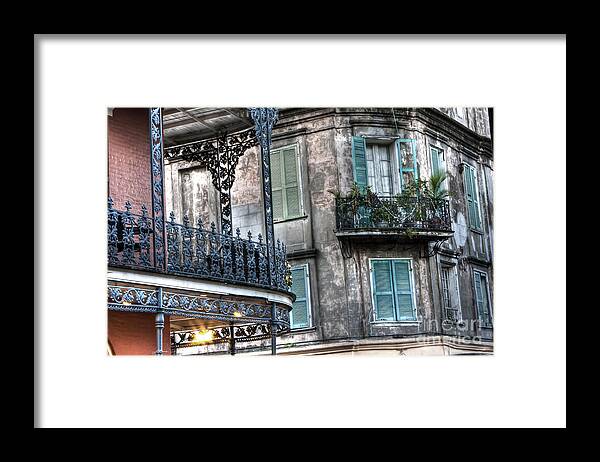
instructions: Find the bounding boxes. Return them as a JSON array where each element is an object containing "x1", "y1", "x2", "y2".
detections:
[{"x1": 334, "y1": 173, "x2": 454, "y2": 242}]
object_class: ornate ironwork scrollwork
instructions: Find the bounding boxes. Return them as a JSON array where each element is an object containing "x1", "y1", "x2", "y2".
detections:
[
  {"x1": 172, "y1": 319, "x2": 291, "y2": 350},
  {"x1": 163, "y1": 127, "x2": 259, "y2": 236},
  {"x1": 107, "y1": 286, "x2": 159, "y2": 313},
  {"x1": 107, "y1": 197, "x2": 154, "y2": 269},
  {"x1": 150, "y1": 108, "x2": 165, "y2": 270},
  {"x1": 108, "y1": 284, "x2": 291, "y2": 328}
]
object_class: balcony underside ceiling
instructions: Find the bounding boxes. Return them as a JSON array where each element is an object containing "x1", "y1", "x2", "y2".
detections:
[
  {"x1": 335, "y1": 229, "x2": 454, "y2": 242},
  {"x1": 169, "y1": 316, "x2": 235, "y2": 332},
  {"x1": 162, "y1": 107, "x2": 254, "y2": 147}
]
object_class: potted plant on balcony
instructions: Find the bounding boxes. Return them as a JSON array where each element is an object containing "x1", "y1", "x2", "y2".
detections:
[
  {"x1": 423, "y1": 172, "x2": 450, "y2": 227},
  {"x1": 335, "y1": 183, "x2": 377, "y2": 228}
]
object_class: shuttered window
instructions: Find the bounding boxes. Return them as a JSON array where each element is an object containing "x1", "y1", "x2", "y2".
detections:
[
  {"x1": 290, "y1": 265, "x2": 310, "y2": 329},
  {"x1": 441, "y1": 265, "x2": 461, "y2": 322},
  {"x1": 473, "y1": 270, "x2": 492, "y2": 327},
  {"x1": 430, "y1": 146, "x2": 445, "y2": 177},
  {"x1": 271, "y1": 145, "x2": 302, "y2": 221},
  {"x1": 463, "y1": 164, "x2": 482, "y2": 230},
  {"x1": 370, "y1": 259, "x2": 416, "y2": 322},
  {"x1": 353, "y1": 137, "x2": 419, "y2": 193}
]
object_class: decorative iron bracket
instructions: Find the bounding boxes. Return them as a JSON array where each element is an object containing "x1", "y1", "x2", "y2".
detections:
[
  {"x1": 339, "y1": 239, "x2": 353, "y2": 259},
  {"x1": 164, "y1": 127, "x2": 259, "y2": 236},
  {"x1": 421, "y1": 239, "x2": 449, "y2": 258}
]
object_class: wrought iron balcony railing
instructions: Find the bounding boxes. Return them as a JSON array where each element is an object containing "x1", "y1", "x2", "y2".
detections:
[
  {"x1": 108, "y1": 198, "x2": 291, "y2": 293},
  {"x1": 335, "y1": 194, "x2": 452, "y2": 233}
]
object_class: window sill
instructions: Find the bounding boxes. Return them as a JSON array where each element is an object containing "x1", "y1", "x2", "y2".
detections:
[
  {"x1": 469, "y1": 227, "x2": 484, "y2": 235},
  {"x1": 288, "y1": 326, "x2": 316, "y2": 334},
  {"x1": 274, "y1": 215, "x2": 308, "y2": 225},
  {"x1": 370, "y1": 321, "x2": 419, "y2": 326}
]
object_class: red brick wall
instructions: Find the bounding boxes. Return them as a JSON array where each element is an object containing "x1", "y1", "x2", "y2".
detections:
[
  {"x1": 108, "y1": 311, "x2": 171, "y2": 355},
  {"x1": 108, "y1": 108, "x2": 153, "y2": 213}
]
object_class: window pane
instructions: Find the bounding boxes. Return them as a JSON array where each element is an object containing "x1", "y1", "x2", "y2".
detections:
[
  {"x1": 366, "y1": 145, "x2": 376, "y2": 190},
  {"x1": 379, "y1": 145, "x2": 392, "y2": 195},
  {"x1": 441, "y1": 267, "x2": 451, "y2": 308},
  {"x1": 378, "y1": 145, "x2": 390, "y2": 162},
  {"x1": 381, "y1": 177, "x2": 392, "y2": 196}
]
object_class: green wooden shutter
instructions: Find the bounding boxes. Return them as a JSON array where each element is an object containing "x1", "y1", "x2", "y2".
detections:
[
  {"x1": 471, "y1": 168, "x2": 481, "y2": 230},
  {"x1": 372, "y1": 260, "x2": 395, "y2": 321},
  {"x1": 480, "y1": 275, "x2": 491, "y2": 325},
  {"x1": 393, "y1": 260, "x2": 415, "y2": 321},
  {"x1": 431, "y1": 147, "x2": 441, "y2": 176},
  {"x1": 396, "y1": 139, "x2": 418, "y2": 190},
  {"x1": 271, "y1": 149, "x2": 284, "y2": 221},
  {"x1": 474, "y1": 271, "x2": 491, "y2": 326},
  {"x1": 283, "y1": 147, "x2": 300, "y2": 218},
  {"x1": 473, "y1": 271, "x2": 485, "y2": 323},
  {"x1": 290, "y1": 267, "x2": 309, "y2": 328},
  {"x1": 352, "y1": 136, "x2": 368, "y2": 192},
  {"x1": 464, "y1": 165, "x2": 481, "y2": 230}
]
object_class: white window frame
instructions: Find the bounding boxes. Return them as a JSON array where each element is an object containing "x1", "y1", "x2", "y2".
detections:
[
  {"x1": 440, "y1": 263, "x2": 463, "y2": 323},
  {"x1": 270, "y1": 143, "x2": 304, "y2": 223},
  {"x1": 290, "y1": 263, "x2": 312, "y2": 330},
  {"x1": 368, "y1": 257, "x2": 418, "y2": 324}
]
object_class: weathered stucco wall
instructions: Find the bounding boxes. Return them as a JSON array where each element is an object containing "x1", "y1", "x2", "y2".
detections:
[{"x1": 273, "y1": 108, "x2": 493, "y2": 347}]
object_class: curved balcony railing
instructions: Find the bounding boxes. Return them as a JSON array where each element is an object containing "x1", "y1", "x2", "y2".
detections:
[
  {"x1": 108, "y1": 198, "x2": 292, "y2": 293},
  {"x1": 335, "y1": 194, "x2": 452, "y2": 233}
]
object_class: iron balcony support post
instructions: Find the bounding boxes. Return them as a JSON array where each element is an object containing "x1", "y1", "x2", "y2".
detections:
[
  {"x1": 155, "y1": 287, "x2": 164, "y2": 355},
  {"x1": 249, "y1": 108, "x2": 279, "y2": 287},
  {"x1": 229, "y1": 322, "x2": 236, "y2": 356},
  {"x1": 155, "y1": 312, "x2": 165, "y2": 355},
  {"x1": 150, "y1": 108, "x2": 166, "y2": 271}
]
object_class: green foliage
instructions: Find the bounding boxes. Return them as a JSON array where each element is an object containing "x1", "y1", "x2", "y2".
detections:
[{"x1": 427, "y1": 172, "x2": 450, "y2": 203}]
